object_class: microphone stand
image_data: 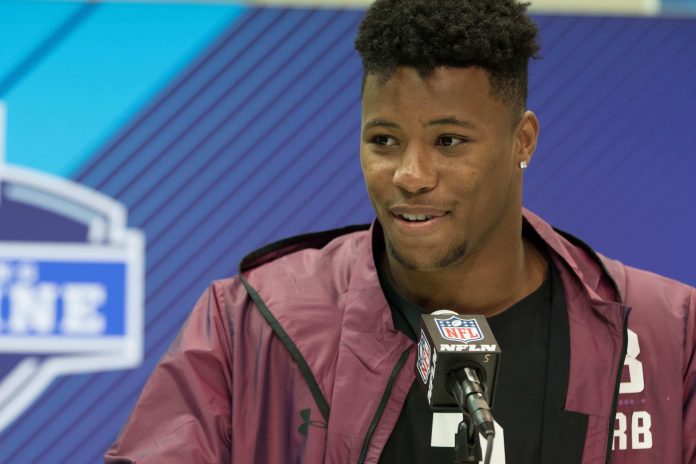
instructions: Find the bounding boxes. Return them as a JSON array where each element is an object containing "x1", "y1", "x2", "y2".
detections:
[
  {"x1": 453, "y1": 413, "x2": 482, "y2": 463},
  {"x1": 448, "y1": 368, "x2": 495, "y2": 464}
]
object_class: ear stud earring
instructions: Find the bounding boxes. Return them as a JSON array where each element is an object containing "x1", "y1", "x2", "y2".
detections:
[{"x1": 520, "y1": 160, "x2": 528, "y2": 169}]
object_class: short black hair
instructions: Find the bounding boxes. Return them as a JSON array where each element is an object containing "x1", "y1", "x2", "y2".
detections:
[{"x1": 354, "y1": 0, "x2": 540, "y2": 113}]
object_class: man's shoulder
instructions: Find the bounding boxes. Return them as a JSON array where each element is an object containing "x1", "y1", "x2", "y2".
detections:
[
  {"x1": 525, "y1": 209, "x2": 694, "y2": 311},
  {"x1": 238, "y1": 224, "x2": 375, "y2": 303},
  {"x1": 195, "y1": 225, "x2": 374, "y2": 316},
  {"x1": 244, "y1": 223, "x2": 370, "y2": 272},
  {"x1": 600, "y1": 254, "x2": 694, "y2": 314}
]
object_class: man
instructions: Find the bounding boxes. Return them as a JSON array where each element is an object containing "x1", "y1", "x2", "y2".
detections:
[{"x1": 106, "y1": 0, "x2": 696, "y2": 463}]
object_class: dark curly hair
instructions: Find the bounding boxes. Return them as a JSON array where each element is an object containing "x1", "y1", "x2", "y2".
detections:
[{"x1": 354, "y1": 0, "x2": 540, "y2": 113}]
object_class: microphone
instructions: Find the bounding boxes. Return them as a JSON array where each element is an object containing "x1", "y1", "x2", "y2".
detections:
[{"x1": 415, "y1": 310, "x2": 500, "y2": 438}]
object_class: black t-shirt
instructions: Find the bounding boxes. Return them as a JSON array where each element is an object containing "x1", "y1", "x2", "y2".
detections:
[{"x1": 376, "y1": 233, "x2": 588, "y2": 463}]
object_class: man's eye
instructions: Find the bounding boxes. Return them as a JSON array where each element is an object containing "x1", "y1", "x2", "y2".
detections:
[
  {"x1": 371, "y1": 135, "x2": 398, "y2": 146},
  {"x1": 436, "y1": 136, "x2": 466, "y2": 147}
]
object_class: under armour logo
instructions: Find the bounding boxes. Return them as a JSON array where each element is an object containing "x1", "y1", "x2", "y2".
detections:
[{"x1": 298, "y1": 408, "x2": 327, "y2": 436}]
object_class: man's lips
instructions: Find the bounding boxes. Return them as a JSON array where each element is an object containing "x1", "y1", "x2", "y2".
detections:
[
  {"x1": 387, "y1": 205, "x2": 451, "y2": 233},
  {"x1": 389, "y1": 205, "x2": 449, "y2": 218}
]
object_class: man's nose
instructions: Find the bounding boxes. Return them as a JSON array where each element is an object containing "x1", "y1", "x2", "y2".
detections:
[{"x1": 392, "y1": 145, "x2": 438, "y2": 193}]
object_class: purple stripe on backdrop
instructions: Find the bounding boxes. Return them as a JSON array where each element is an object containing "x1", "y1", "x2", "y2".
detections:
[
  {"x1": 87, "y1": 12, "x2": 289, "y2": 193},
  {"x1": 127, "y1": 11, "x2": 355, "y2": 238},
  {"x1": 529, "y1": 17, "x2": 619, "y2": 117},
  {"x1": 530, "y1": 18, "x2": 671, "y2": 200},
  {"x1": 73, "y1": 7, "x2": 265, "y2": 186},
  {"x1": 531, "y1": 20, "x2": 680, "y2": 212},
  {"x1": 101, "y1": 8, "x2": 307, "y2": 200},
  {"x1": 141, "y1": 36, "x2": 361, "y2": 286}
]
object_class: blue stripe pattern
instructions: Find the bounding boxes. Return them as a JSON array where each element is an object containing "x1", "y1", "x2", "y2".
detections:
[{"x1": 525, "y1": 15, "x2": 696, "y2": 284}]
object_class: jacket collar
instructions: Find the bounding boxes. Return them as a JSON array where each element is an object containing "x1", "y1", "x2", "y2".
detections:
[
  {"x1": 522, "y1": 208, "x2": 619, "y2": 304},
  {"x1": 523, "y1": 208, "x2": 629, "y2": 437}
]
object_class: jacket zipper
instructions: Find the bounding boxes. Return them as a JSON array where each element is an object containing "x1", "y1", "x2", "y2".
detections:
[
  {"x1": 604, "y1": 310, "x2": 629, "y2": 464},
  {"x1": 357, "y1": 347, "x2": 412, "y2": 464}
]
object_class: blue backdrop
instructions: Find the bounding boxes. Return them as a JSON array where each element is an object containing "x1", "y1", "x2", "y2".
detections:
[{"x1": 0, "y1": 3, "x2": 694, "y2": 462}]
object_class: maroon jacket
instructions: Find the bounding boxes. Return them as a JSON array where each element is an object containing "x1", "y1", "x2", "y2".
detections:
[{"x1": 106, "y1": 210, "x2": 696, "y2": 463}]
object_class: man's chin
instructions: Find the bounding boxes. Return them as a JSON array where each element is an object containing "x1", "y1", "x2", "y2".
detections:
[{"x1": 385, "y1": 240, "x2": 469, "y2": 273}]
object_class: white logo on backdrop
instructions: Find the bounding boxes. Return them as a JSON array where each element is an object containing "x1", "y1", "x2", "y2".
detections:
[{"x1": 0, "y1": 102, "x2": 144, "y2": 433}]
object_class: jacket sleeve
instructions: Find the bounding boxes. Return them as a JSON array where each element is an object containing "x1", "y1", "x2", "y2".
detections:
[
  {"x1": 685, "y1": 288, "x2": 696, "y2": 463},
  {"x1": 105, "y1": 282, "x2": 234, "y2": 463}
]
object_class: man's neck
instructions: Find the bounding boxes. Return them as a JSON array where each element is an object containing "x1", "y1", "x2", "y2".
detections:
[{"x1": 381, "y1": 228, "x2": 548, "y2": 317}]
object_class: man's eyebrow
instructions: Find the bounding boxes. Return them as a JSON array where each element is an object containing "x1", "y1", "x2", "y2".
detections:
[
  {"x1": 364, "y1": 119, "x2": 400, "y2": 130},
  {"x1": 426, "y1": 117, "x2": 478, "y2": 129},
  {"x1": 363, "y1": 117, "x2": 478, "y2": 131}
]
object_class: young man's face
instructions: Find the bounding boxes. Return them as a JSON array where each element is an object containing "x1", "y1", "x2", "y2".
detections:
[{"x1": 360, "y1": 66, "x2": 537, "y2": 272}]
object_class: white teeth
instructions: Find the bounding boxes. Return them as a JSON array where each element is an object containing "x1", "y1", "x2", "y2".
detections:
[{"x1": 402, "y1": 214, "x2": 429, "y2": 222}]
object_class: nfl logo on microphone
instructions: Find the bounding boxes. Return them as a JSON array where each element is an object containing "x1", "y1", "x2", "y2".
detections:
[
  {"x1": 435, "y1": 316, "x2": 484, "y2": 343},
  {"x1": 417, "y1": 329, "x2": 431, "y2": 384}
]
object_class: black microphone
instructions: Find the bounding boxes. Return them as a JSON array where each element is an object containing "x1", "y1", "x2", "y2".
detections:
[{"x1": 415, "y1": 310, "x2": 500, "y2": 438}]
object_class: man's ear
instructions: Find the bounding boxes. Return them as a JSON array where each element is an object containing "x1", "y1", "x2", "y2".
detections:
[{"x1": 514, "y1": 111, "x2": 539, "y2": 168}]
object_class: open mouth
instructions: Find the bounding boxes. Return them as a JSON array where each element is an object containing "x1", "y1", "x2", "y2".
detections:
[
  {"x1": 389, "y1": 206, "x2": 449, "y2": 230},
  {"x1": 400, "y1": 214, "x2": 434, "y2": 222}
]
